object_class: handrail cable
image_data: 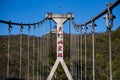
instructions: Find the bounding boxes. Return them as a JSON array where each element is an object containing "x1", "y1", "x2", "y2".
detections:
[{"x1": 0, "y1": 18, "x2": 47, "y2": 26}]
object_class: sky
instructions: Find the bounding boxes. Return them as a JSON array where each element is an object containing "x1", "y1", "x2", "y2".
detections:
[{"x1": 0, "y1": 0, "x2": 120, "y2": 36}]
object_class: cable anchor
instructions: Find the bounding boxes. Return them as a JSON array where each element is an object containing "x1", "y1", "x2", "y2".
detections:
[
  {"x1": 83, "y1": 23, "x2": 88, "y2": 34},
  {"x1": 80, "y1": 25, "x2": 83, "y2": 33},
  {"x1": 8, "y1": 20, "x2": 12, "y2": 33},
  {"x1": 20, "y1": 23, "x2": 23, "y2": 32},
  {"x1": 90, "y1": 17, "x2": 97, "y2": 33},
  {"x1": 105, "y1": 3, "x2": 116, "y2": 30}
]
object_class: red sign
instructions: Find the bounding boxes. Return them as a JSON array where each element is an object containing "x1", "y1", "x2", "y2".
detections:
[
  {"x1": 57, "y1": 26, "x2": 63, "y2": 58},
  {"x1": 58, "y1": 45, "x2": 62, "y2": 51},
  {"x1": 58, "y1": 40, "x2": 63, "y2": 44},
  {"x1": 58, "y1": 53, "x2": 63, "y2": 57}
]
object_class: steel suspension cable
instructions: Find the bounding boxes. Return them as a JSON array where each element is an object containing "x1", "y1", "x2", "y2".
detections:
[
  {"x1": 84, "y1": 24, "x2": 88, "y2": 80},
  {"x1": 102, "y1": 3, "x2": 115, "y2": 79},
  {"x1": 40, "y1": 25, "x2": 44, "y2": 80},
  {"x1": 44, "y1": 21, "x2": 48, "y2": 80},
  {"x1": 76, "y1": 29, "x2": 79, "y2": 80},
  {"x1": 44, "y1": 28, "x2": 46, "y2": 80},
  {"x1": 77, "y1": 30, "x2": 79, "y2": 80},
  {"x1": 90, "y1": 19, "x2": 96, "y2": 80},
  {"x1": 44, "y1": 37, "x2": 45, "y2": 80},
  {"x1": 104, "y1": 8, "x2": 114, "y2": 79},
  {"x1": 108, "y1": 29, "x2": 112, "y2": 80},
  {"x1": 40, "y1": 26, "x2": 43, "y2": 80},
  {"x1": 77, "y1": 31, "x2": 80, "y2": 80},
  {"x1": 43, "y1": 39, "x2": 45, "y2": 80},
  {"x1": 40, "y1": 26, "x2": 42, "y2": 80},
  {"x1": 70, "y1": 19, "x2": 74, "y2": 78},
  {"x1": 38, "y1": 24, "x2": 42, "y2": 80},
  {"x1": 32, "y1": 25, "x2": 35, "y2": 80},
  {"x1": 42, "y1": 35, "x2": 44, "y2": 80},
  {"x1": 46, "y1": 32, "x2": 48, "y2": 78},
  {"x1": 46, "y1": 21, "x2": 49, "y2": 79},
  {"x1": 45, "y1": 37, "x2": 48, "y2": 79},
  {"x1": 73, "y1": 25, "x2": 78, "y2": 80},
  {"x1": 7, "y1": 23, "x2": 12, "y2": 78},
  {"x1": 72, "y1": 27, "x2": 76, "y2": 80},
  {"x1": 7, "y1": 31, "x2": 10, "y2": 78},
  {"x1": 74, "y1": 24, "x2": 78, "y2": 80},
  {"x1": 37, "y1": 29, "x2": 40, "y2": 80},
  {"x1": 39, "y1": 36, "x2": 41, "y2": 80},
  {"x1": 80, "y1": 26, "x2": 83, "y2": 80},
  {"x1": 72, "y1": 24, "x2": 76, "y2": 79},
  {"x1": 47, "y1": 20, "x2": 51, "y2": 77},
  {"x1": 42, "y1": 36, "x2": 44, "y2": 80},
  {"x1": 75, "y1": 30, "x2": 77, "y2": 80},
  {"x1": 70, "y1": 20, "x2": 79, "y2": 79},
  {"x1": 27, "y1": 26, "x2": 30, "y2": 80},
  {"x1": 69, "y1": 20, "x2": 72, "y2": 76},
  {"x1": 19, "y1": 24, "x2": 23, "y2": 78},
  {"x1": 72, "y1": 20, "x2": 81, "y2": 80},
  {"x1": 46, "y1": 20, "x2": 49, "y2": 78},
  {"x1": 107, "y1": 4, "x2": 114, "y2": 80},
  {"x1": 49, "y1": 19, "x2": 52, "y2": 71},
  {"x1": 69, "y1": 20, "x2": 71, "y2": 67},
  {"x1": 92, "y1": 28, "x2": 95, "y2": 80}
]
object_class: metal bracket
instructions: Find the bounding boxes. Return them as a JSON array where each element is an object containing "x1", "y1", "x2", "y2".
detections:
[
  {"x1": 105, "y1": 3, "x2": 116, "y2": 30},
  {"x1": 83, "y1": 23, "x2": 88, "y2": 34},
  {"x1": 90, "y1": 17, "x2": 97, "y2": 33},
  {"x1": 8, "y1": 21, "x2": 12, "y2": 33},
  {"x1": 20, "y1": 23, "x2": 23, "y2": 32}
]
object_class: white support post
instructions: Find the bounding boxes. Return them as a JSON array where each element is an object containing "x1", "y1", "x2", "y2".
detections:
[{"x1": 46, "y1": 13, "x2": 74, "y2": 80}]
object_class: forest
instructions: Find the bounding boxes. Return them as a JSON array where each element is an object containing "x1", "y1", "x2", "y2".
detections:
[{"x1": 0, "y1": 26, "x2": 120, "y2": 80}]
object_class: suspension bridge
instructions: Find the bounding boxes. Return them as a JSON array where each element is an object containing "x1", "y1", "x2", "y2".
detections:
[{"x1": 0, "y1": 0, "x2": 120, "y2": 80}]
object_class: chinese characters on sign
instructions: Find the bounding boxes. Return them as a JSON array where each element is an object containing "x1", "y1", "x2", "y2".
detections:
[{"x1": 57, "y1": 26, "x2": 63, "y2": 58}]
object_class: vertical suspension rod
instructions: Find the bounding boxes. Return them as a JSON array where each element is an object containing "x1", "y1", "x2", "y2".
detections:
[
  {"x1": 80, "y1": 26, "x2": 83, "y2": 80},
  {"x1": 109, "y1": 29, "x2": 112, "y2": 80},
  {"x1": 75, "y1": 31, "x2": 77, "y2": 80},
  {"x1": 90, "y1": 19, "x2": 96, "y2": 80},
  {"x1": 27, "y1": 26, "x2": 30, "y2": 80},
  {"x1": 37, "y1": 33, "x2": 40, "y2": 80},
  {"x1": 70, "y1": 20, "x2": 73, "y2": 77},
  {"x1": 69, "y1": 20, "x2": 71, "y2": 73},
  {"x1": 7, "y1": 33, "x2": 10, "y2": 78},
  {"x1": 40, "y1": 37, "x2": 42, "y2": 80},
  {"x1": 104, "y1": 3, "x2": 115, "y2": 79},
  {"x1": 19, "y1": 24, "x2": 23, "y2": 78},
  {"x1": 7, "y1": 31, "x2": 10, "y2": 78},
  {"x1": 7, "y1": 23, "x2": 12, "y2": 78},
  {"x1": 77, "y1": 30, "x2": 80, "y2": 80},
  {"x1": 42, "y1": 35, "x2": 44, "y2": 80},
  {"x1": 32, "y1": 25, "x2": 35, "y2": 80},
  {"x1": 92, "y1": 29, "x2": 95, "y2": 80},
  {"x1": 84, "y1": 24, "x2": 87, "y2": 80}
]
